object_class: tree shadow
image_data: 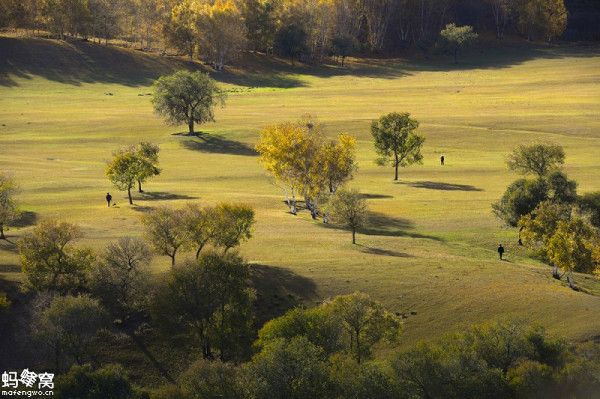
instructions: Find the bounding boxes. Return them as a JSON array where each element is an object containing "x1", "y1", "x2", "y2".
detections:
[
  {"x1": 357, "y1": 245, "x2": 414, "y2": 258},
  {"x1": 138, "y1": 192, "x2": 198, "y2": 201},
  {"x1": 0, "y1": 240, "x2": 18, "y2": 253},
  {"x1": 177, "y1": 132, "x2": 258, "y2": 156},
  {"x1": 0, "y1": 263, "x2": 20, "y2": 273},
  {"x1": 130, "y1": 205, "x2": 155, "y2": 213},
  {"x1": 359, "y1": 193, "x2": 394, "y2": 200},
  {"x1": 249, "y1": 264, "x2": 317, "y2": 326},
  {"x1": 10, "y1": 211, "x2": 38, "y2": 227},
  {"x1": 397, "y1": 181, "x2": 483, "y2": 192}
]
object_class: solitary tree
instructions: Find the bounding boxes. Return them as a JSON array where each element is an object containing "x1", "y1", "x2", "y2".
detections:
[
  {"x1": 371, "y1": 112, "x2": 425, "y2": 181},
  {"x1": 0, "y1": 173, "x2": 19, "y2": 240},
  {"x1": 141, "y1": 206, "x2": 187, "y2": 267},
  {"x1": 152, "y1": 70, "x2": 226, "y2": 135},
  {"x1": 18, "y1": 220, "x2": 93, "y2": 294},
  {"x1": 506, "y1": 143, "x2": 565, "y2": 177},
  {"x1": 327, "y1": 189, "x2": 368, "y2": 244},
  {"x1": 440, "y1": 23, "x2": 478, "y2": 63}
]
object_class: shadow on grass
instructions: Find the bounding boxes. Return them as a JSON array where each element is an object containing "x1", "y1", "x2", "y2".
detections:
[
  {"x1": 321, "y1": 211, "x2": 442, "y2": 241},
  {"x1": 130, "y1": 205, "x2": 155, "y2": 213},
  {"x1": 0, "y1": 240, "x2": 18, "y2": 253},
  {"x1": 0, "y1": 263, "x2": 20, "y2": 273},
  {"x1": 139, "y1": 192, "x2": 198, "y2": 201},
  {"x1": 397, "y1": 181, "x2": 483, "y2": 192},
  {"x1": 250, "y1": 264, "x2": 317, "y2": 326},
  {"x1": 11, "y1": 211, "x2": 38, "y2": 228},
  {"x1": 359, "y1": 193, "x2": 394, "y2": 200},
  {"x1": 357, "y1": 245, "x2": 414, "y2": 258},
  {"x1": 176, "y1": 132, "x2": 258, "y2": 156}
]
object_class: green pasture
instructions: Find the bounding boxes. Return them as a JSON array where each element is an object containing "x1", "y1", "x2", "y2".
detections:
[{"x1": 1, "y1": 36, "x2": 600, "y2": 347}]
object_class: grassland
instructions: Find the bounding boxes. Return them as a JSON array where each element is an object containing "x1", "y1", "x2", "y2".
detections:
[{"x1": 1, "y1": 36, "x2": 600, "y2": 349}]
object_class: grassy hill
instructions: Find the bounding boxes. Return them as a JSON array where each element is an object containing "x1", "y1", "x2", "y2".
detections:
[{"x1": 1, "y1": 35, "x2": 600, "y2": 352}]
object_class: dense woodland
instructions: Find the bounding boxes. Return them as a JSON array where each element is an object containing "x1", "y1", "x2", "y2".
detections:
[{"x1": 1, "y1": 0, "x2": 599, "y2": 69}]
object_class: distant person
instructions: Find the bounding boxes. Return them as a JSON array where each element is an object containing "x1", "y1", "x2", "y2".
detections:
[
  {"x1": 106, "y1": 192, "x2": 112, "y2": 207},
  {"x1": 440, "y1": 155, "x2": 445, "y2": 165},
  {"x1": 497, "y1": 244, "x2": 505, "y2": 260}
]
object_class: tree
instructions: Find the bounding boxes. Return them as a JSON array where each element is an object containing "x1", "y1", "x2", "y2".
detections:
[
  {"x1": 321, "y1": 134, "x2": 357, "y2": 193},
  {"x1": 546, "y1": 217, "x2": 600, "y2": 285},
  {"x1": 327, "y1": 189, "x2": 367, "y2": 244},
  {"x1": 164, "y1": 0, "x2": 197, "y2": 59},
  {"x1": 274, "y1": 23, "x2": 308, "y2": 65},
  {"x1": 134, "y1": 142, "x2": 161, "y2": 193},
  {"x1": 18, "y1": 220, "x2": 93, "y2": 294},
  {"x1": 194, "y1": 0, "x2": 247, "y2": 71},
  {"x1": 331, "y1": 33, "x2": 356, "y2": 66},
  {"x1": 152, "y1": 70, "x2": 226, "y2": 135},
  {"x1": 141, "y1": 206, "x2": 187, "y2": 267},
  {"x1": 88, "y1": 0, "x2": 123, "y2": 45},
  {"x1": 546, "y1": 170, "x2": 577, "y2": 204},
  {"x1": 55, "y1": 363, "x2": 144, "y2": 399},
  {"x1": 324, "y1": 292, "x2": 401, "y2": 364},
  {"x1": 105, "y1": 149, "x2": 145, "y2": 205},
  {"x1": 240, "y1": 0, "x2": 277, "y2": 53},
  {"x1": 440, "y1": 23, "x2": 478, "y2": 63},
  {"x1": 178, "y1": 359, "x2": 246, "y2": 399},
  {"x1": 506, "y1": 143, "x2": 565, "y2": 177},
  {"x1": 516, "y1": 0, "x2": 567, "y2": 42},
  {"x1": 153, "y1": 251, "x2": 254, "y2": 361},
  {"x1": 519, "y1": 201, "x2": 572, "y2": 260},
  {"x1": 487, "y1": 0, "x2": 514, "y2": 39},
  {"x1": 33, "y1": 295, "x2": 109, "y2": 370},
  {"x1": 493, "y1": 178, "x2": 549, "y2": 227},
  {"x1": 182, "y1": 203, "x2": 218, "y2": 259},
  {"x1": 42, "y1": 0, "x2": 93, "y2": 39},
  {"x1": 578, "y1": 192, "x2": 600, "y2": 228},
  {"x1": 329, "y1": 354, "x2": 398, "y2": 399},
  {"x1": 246, "y1": 336, "x2": 334, "y2": 399},
  {"x1": 0, "y1": 173, "x2": 19, "y2": 240},
  {"x1": 371, "y1": 112, "x2": 424, "y2": 181},
  {"x1": 212, "y1": 203, "x2": 255, "y2": 252}
]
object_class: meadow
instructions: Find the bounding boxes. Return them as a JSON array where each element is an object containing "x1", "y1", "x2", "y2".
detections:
[{"x1": 1, "y1": 36, "x2": 600, "y2": 348}]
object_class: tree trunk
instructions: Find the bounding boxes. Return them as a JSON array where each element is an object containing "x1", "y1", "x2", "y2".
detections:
[
  {"x1": 0, "y1": 224, "x2": 4, "y2": 240},
  {"x1": 188, "y1": 118, "x2": 195, "y2": 135},
  {"x1": 127, "y1": 187, "x2": 133, "y2": 204},
  {"x1": 394, "y1": 163, "x2": 399, "y2": 181},
  {"x1": 138, "y1": 180, "x2": 143, "y2": 193},
  {"x1": 170, "y1": 253, "x2": 176, "y2": 267},
  {"x1": 195, "y1": 245, "x2": 203, "y2": 259},
  {"x1": 352, "y1": 228, "x2": 356, "y2": 244}
]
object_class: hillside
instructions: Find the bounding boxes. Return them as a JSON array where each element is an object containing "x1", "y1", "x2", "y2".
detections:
[{"x1": 1, "y1": 35, "x2": 600, "y2": 372}]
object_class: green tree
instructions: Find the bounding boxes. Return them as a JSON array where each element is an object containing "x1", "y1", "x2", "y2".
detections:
[
  {"x1": 371, "y1": 112, "x2": 425, "y2": 181},
  {"x1": 241, "y1": 0, "x2": 277, "y2": 53},
  {"x1": 34, "y1": 295, "x2": 109, "y2": 370},
  {"x1": 0, "y1": 173, "x2": 19, "y2": 240},
  {"x1": 578, "y1": 191, "x2": 600, "y2": 228},
  {"x1": 134, "y1": 142, "x2": 161, "y2": 193},
  {"x1": 18, "y1": 220, "x2": 93, "y2": 294},
  {"x1": 546, "y1": 170, "x2": 577, "y2": 204},
  {"x1": 141, "y1": 206, "x2": 187, "y2": 267},
  {"x1": 246, "y1": 336, "x2": 334, "y2": 399},
  {"x1": 55, "y1": 363, "x2": 144, "y2": 399},
  {"x1": 179, "y1": 359, "x2": 245, "y2": 399},
  {"x1": 519, "y1": 201, "x2": 572, "y2": 260},
  {"x1": 274, "y1": 23, "x2": 308, "y2": 65},
  {"x1": 493, "y1": 178, "x2": 549, "y2": 227},
  {"x1": 506, "y1": 143, "x2": 565, "y2": 178},
  {"x1": 153, "y1": 251, "x2": 254, "y2": 361},
  {"x1": 42, "y1": 0, "x2": 93, "y2": 39},
  {"x1": 211, "y1": 203, "x2": 255, "y2": 252},
  {"x1": 152, "y1": 70, "x2": 225, "y2": 135},
  {"x1": 324, "y1": 292, "x2": 401, "y2": 364},
  {"x1": 106, "y1": 149, "x2": 147, "y2": 205},
  {"x1": 440, "y1": 23, "x2": 478, "y2": 63},
  {"x1": 182, "y1": 203, "x2": 218, "y2": 259},
  {"x1": 329, "y1": 354, "x2": 398, "y2": 399},
  {"x1": 327, "y1": 188, "x2": 368, "y2": 244}
]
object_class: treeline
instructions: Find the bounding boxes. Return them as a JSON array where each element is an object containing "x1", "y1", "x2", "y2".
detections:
[{"x1": 0, "y1": 0, "x2": 577, "y2": 68}]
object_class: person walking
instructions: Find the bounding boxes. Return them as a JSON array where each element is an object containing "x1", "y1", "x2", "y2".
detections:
[
  {"x1": 440, "y1": 155, "x2": 445, "y2": 165},
  {"x1": 497, "y1": 244, "x2": 505, "y2": 260},
  {"x1": 106, "y1": 192, "x2": 113, "y2": 207}
]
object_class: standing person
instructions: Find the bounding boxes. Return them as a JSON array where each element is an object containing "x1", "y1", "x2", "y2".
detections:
[
  {"x1": 106, "y1": 192, "x2": 112, "y2": 207},
  {"x1": 440, "y1": 155, "x2": 445, "y2": 165},
  {"x1": 497, "y1": 244, "x2": 505, "y2": 260}
]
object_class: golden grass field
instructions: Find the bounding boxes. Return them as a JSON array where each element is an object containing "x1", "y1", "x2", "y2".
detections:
[{"x1": 1, "y1": 36, "x2": 600, "y2": 347}]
